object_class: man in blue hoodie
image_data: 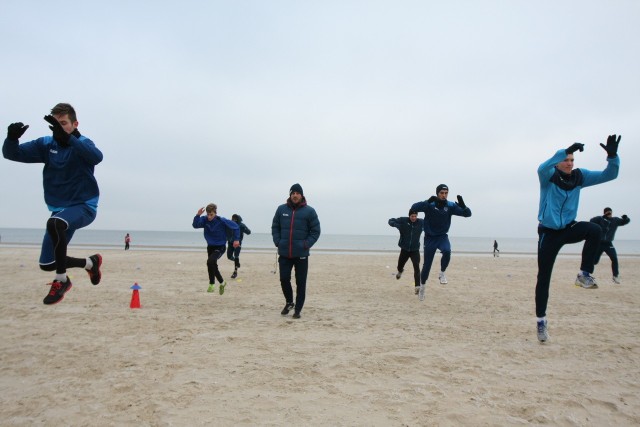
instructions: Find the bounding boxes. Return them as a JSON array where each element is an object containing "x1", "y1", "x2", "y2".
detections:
[
  {"x1": 411, "y1": 184, "x2": 472, "y2": 302},
  {"x1": 388, "y1": 209, "x2": 424, "y2": 295},
  {"x1": 193, "y1": 203, "x2": 240, "y2": 295},
  {"x1": 272, "y1": 183, "x2": 321, "y2": 319},
  {"x1": 3, "y1": 103, "x2": 103, "y2": 305},
  {"x1": 535, "y1": 135, "x2": 621, "y2": 343}
]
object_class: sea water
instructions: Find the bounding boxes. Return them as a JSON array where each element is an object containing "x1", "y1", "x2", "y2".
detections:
[{"x1": 1, "y1": 227, "x2": 639, "y2": 256}]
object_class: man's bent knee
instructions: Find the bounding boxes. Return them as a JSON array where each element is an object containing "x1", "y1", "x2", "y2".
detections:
[{"x1": 40, "y1": 263, "x2": 55, "y2": 272}]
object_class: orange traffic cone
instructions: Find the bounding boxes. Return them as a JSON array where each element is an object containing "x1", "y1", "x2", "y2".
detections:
[{"x1": 130, "y1": 283, "x2": 141, "y2": 309}]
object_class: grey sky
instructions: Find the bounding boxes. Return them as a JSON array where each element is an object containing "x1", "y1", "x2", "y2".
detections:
[{"x1": 2, "y1": 1, "x2": 639, "y2": 239}]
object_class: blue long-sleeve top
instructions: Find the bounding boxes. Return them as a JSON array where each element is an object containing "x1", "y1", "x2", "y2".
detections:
[
  {"x1": 3, "y1": 133, "x2": 102, "y2": 210},
  {"x1": 193, "y1": 215, "x2": 240, "y2": 246},
  {"x1": 410, "y1": 199, "x2": 471, "y2": 237},
  {"x1": 538, "y1": 149, "x2": 619, "y2": 230}
]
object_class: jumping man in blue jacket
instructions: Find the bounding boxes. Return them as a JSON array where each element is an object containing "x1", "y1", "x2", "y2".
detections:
[
  {"x1": 193, "y1": 203, "x2": 240, "y2": 295},
  {"x1": 3, "y1": 103, "x2": 103, "y2": 305},
  {"x1": 388, "y1": 209, "x2": 424, "y2": 294},
  {"x1": 535, "y1": 135, "x2": 621, "y2": 343},
  {"x1": 411, "y1": 184, "x2": 472, "y2": 302},
  {"x1": 272, "y1": 183, "x2": 321, "y2": 319}
]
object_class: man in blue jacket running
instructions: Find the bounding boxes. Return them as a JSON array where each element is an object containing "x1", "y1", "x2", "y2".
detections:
[
  {"x1": 193, "y1": 203, "x2": 240, "y2": 295},
  {"x1": 3, "y1": 103, "x2": 103, "y2": 305},
  {"x1": 272, "y1": 183, "x2": 321, "y2": 319},
  {"x1": 535, "y1": 135, "x2": 621, "y2": 343},
  {"x1": 411, "y1": 184, "x2": 472, "y2": 302}
]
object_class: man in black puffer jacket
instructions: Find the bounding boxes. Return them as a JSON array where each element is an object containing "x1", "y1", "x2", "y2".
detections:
[
  {"x1": 272, "y1": 183, "x2": 321, "y2": 319},
  {"x1": 389, "y1": 209, "x2": 424, "y2": 294}
]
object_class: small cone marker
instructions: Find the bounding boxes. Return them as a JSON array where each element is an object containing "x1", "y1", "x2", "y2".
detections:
[{"x1": 130, "y1": 283, "x2": 141, "y2": 309}]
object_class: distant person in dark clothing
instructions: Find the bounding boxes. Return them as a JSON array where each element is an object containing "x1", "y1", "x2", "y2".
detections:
[
  {"x1": 590, "y1": 207, "x2": 630, "y2": 284},
  {"x1": 493, "y1": 240, "x2": 499, "y2": 257},
  {"x1": 227, "y1": 214, "x2": 251, "y2": 279},
  {"x1": 388, "y1": 209, "x2": 424, "y2": 294},
  {"x1": 124, "y1": 233, "x2": 131, "y2": 250}
]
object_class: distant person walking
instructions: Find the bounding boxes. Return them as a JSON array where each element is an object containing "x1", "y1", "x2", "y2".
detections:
[
  {"x1": 3, "y1": 103, "x2": 103, "y2": 305},
  {"x1": 227, "y1": 214, "x2": 251, "y2": 279},
  {"x1": 193, "y1": 203, "x2": 240, "y2": 295},
  {"x1": 590, "y1": 207, "x2": 630, "y2": 284},
  {"x1": 272, "y1": 183, "x2": 321, "y2": 319},
  {"x1": 493, "y1": 240, "x2": 500, "y2": 257},
  {"x1": 124, "y1": 233, "x2": 131, "y2": 250},
  {"x1": 534, "y1": 135, "x2": 621, "y2": 343},
  {"x1": 388, "y1": 209, "x2": 424, "y2": 295},
  {"x1": 411, "y1": 184, "x2": 472, "y2": 301}
]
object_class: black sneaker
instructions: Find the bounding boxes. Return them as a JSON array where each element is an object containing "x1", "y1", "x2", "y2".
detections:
[
  {"x1": 281, "y1": 302, "x2": 295, "y2": 315},
  {"x1": 292, "y1": 311, "x2": 301, "y2": 319},
  {"x1": 87, "y1": 254, "x2": 102, "y2": 285},
  {"x1": 231, "y1": 270, "x2": 238, "y2": 279},
  {"x1": 43, "y1": 278, "x2": 72, "y2": 305}
]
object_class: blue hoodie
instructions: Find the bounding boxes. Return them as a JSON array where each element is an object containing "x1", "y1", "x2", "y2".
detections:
[
  {"x1": 538, "y1": 149, "x2": 619, "y2": 230},
  {"x1": 193, "y1": 215, "x2": 240, "y2": 246},
  {"x1": 3, "y1": 134, "x2": 102, "y2": 210}
]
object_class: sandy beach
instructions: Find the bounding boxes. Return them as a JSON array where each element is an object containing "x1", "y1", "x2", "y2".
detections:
[{"x1": 1, "y1": 247, "x2": 639, "y2": 426}]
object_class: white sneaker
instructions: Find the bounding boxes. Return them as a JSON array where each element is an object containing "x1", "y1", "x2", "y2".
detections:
[
  {"x1": 612, "y1": 276, "x2": 621, "y2": 284},
  {"x1": 537, "y1": 320, "x2": 549, "y2": 343},
  {"x1": 439, "y1": 272, "x2": 448, "y2": 285},
  {"x1": 575, "y1": 273, "x2": 598, "y2": 289},
  {"x1": 418, "y1": 284, "x2": 425, "y2": 301}
]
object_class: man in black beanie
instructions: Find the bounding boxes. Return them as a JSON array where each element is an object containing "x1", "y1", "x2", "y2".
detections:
[
  {"x1": 272, "y1": 183, "x2": 321, "y2": 319},
  {"x1": 411, "y1": 184, "x2": 472, "y2": 301}
]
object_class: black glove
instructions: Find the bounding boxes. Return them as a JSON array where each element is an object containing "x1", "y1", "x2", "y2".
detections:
[
  {"x1": 427, "y1": 196, "x2": 438, "y2": 204},
  {"x1": 600, "y1": 134, "x2": 620, "y2": 158},
  {"x1": 456, "y1": 195, "x2": 467, "y2": 209},
  {"x1": 44, "y1": 115, "x2": 70, "y2": 146},
  {"x1": 565, "y1": 143, "x2": 584, "y2": 154},
  {"x1": 622, "y1": 215, "x2": 628, "y2": 221},
  {"x1": 7, "y1": 122, "x2": 29, "y2": 140}
]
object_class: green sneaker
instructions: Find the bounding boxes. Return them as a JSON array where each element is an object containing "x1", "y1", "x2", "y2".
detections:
[
  {"x1": 207, "y1": 284, "x2": 215, "y2": 293},
  {"x1": 219, "y1": 281, "x2": 227, "y2": 295}
]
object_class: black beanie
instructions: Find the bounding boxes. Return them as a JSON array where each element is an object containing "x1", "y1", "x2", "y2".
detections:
[
  {"x1": 436, "y1": 184, "x2": 448, "y2": 194},
  {"x1": 290, "y1": 183, "x2": 304, "y2": 196},
  {"x1": 409, "y1": 209, "x2": 418, "y2": 216}
]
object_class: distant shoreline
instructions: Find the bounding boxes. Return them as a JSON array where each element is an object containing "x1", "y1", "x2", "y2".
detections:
[{"x1": 2, "y1": 242, "x2": 638, "y2": 257}]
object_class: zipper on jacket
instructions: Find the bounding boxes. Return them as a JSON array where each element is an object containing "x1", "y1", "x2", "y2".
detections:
[{"x1": 288, "y1": 208, "x2": 296, "y2": 258}]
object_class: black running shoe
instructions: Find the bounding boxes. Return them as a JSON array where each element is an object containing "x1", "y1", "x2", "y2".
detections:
[
  {"x1": 43, "y1": 278, "x2": 72, "y2": 305},
  {"x1": 87, "y1": 254, "x2": 102, "y2": 285},
  {"x1": 231, "y1": 271, "x2": 238, "y2": 279},
  {"x1": 281, "y1": 302, "x2": 295, "y2": 315},
  {"x1": 292, "y1": 311, "x2": 301, "y2": 319}
]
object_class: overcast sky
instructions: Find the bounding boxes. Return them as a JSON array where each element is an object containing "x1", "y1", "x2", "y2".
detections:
[{"x1": 1, "y1": 1, "x2": 639, "y2": 239}]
